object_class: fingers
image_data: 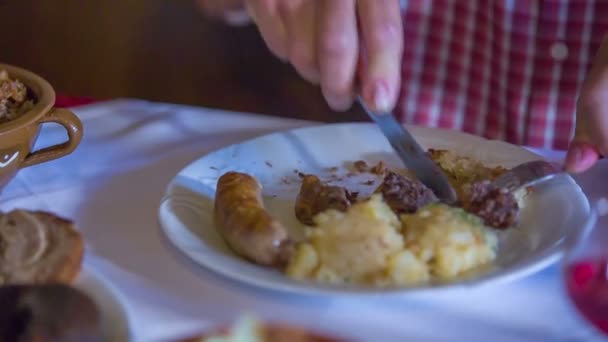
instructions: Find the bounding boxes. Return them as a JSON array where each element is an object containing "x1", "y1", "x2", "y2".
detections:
[
  {"x1": 317, "y1": 0, "x2": 359, "y2": 111},
  {"x1": 357, "y1": 0, "x2": 403, "y2": 111},
  {"x1": 246, "y1": 0, "x2": 402, "y2": 113},
  {"x1": 564, "y1": 142, "x2": 600, "y2": 173},
  {"x1": 317, "y1": 0, "x2": 359, "y2": 110},
  {"x1": 246, "y1": 0, "x2": 289, "y2": 59},
  {"x1": 196, "y1": 0, "x2": 242, "y2": 16},
  {"x1": 197, "y1": 0, "x2": 249, "y2": 24},
  {"x1": 566, "y1": 36, "x2": 608, "y2": 173},
  {"x1": 279, "y1": 0, "x2": 319, "y2": 83},
  {"x1": 565, "y1": 100, "x2": 605, "y2": 173}
]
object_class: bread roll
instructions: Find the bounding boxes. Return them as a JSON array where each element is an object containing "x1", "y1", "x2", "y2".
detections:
[{"x1": 0, "y1": 210, "x2": 83, "y2": 284}]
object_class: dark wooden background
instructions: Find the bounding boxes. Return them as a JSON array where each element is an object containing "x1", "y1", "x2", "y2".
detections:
[{"x1": 0, "y1": 0, "x2": 366, "y2": 122}]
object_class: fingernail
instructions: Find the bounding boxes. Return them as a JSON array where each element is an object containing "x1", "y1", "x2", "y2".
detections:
[
  {"x1": 564, "y1": 143, "x2": 599, "y2": 173},
  {"x1": 325, "y1": 93, "x2": 352, "y2": 111},
  {"x1": 566, "y1": 146, "x2": 583, "y2": 166},
  {"x1": 372, "y1": 81, "x2": 391, "y2": 111}
]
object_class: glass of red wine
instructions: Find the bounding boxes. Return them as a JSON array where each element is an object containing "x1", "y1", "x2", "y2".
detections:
[{"x1": 563, "y1": 198, "x2": 608, "y2": 335}]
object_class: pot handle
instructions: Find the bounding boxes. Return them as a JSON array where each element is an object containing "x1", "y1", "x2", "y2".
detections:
[{"x1": 20, "y1": 108, "x2": 83, "y2": 169}]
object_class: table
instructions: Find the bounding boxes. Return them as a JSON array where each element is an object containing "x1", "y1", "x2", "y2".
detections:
[{"x1": 1, "y1": 99, "x2": 606, "y2": 342}]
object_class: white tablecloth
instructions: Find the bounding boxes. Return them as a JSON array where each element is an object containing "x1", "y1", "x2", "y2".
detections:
[{"x1": 2, "y1": 99, "x2": 607, "y2": 342}]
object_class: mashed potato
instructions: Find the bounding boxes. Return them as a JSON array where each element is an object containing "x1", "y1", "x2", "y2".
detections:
[
  {"x1": 401, "y1": 204, "x2": 498, "y2": 279},
  {"x1": 286, "y1": 195, "x2": 498, "y2": 287},
  {"x1": 286, "y1": 194, "x2": 429, "y2": 286}
]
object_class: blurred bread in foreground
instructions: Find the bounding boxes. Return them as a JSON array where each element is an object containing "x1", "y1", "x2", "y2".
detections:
[
  {"x1": 0, "y1": 284, "x2": 102, "y2": 342},
  {"x1": 180, "y1": 315, "x2": 345, "y2": 342},
  {"x1": 0, "y1": 209, "x2": 84, "y2": 285}
]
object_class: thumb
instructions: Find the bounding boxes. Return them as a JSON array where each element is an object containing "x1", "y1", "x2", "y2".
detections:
[
  {"x1": 564, "y1": 101, "x2": 600, "y2": 173},
  {"x1": 564, "y1": 140, "x2": 600, "y2": 173},
  {"x1": 565, "y1": 36, "x2": 608, "y2": 173},
  {"x1": 566, "y1": 86, "x2": 606, "y2": 174}
]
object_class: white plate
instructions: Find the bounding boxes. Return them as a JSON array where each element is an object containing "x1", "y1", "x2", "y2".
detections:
[
  {"x1": 158, "y1": 123, "x2": 589, "y2": 296},
  {"x1": 73, "y1": 268, "x2": 131, "y2": 341}
]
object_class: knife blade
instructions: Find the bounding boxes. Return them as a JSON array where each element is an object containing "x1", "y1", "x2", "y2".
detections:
[{"x1": 357, "y1": 96, "x2": 458, "y2": 204}]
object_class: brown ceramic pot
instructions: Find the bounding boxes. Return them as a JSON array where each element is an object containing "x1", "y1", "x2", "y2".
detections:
[{"x1": 0, "y1": 63, "x2": 83, "y2": 191}]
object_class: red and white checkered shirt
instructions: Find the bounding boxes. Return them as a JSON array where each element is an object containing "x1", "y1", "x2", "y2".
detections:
[{"x1": 396, "y1": 0, "x2": 608, "y2": 150}]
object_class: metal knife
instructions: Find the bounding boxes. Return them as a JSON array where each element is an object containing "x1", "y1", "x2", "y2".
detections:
[{"x1": 358, "y1": 96, "x2": 458, "y2": 204}]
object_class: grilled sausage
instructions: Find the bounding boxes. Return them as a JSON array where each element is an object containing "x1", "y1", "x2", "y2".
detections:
[{"x1": 214, "y1": 172, "x2": 293, "y2": 267}]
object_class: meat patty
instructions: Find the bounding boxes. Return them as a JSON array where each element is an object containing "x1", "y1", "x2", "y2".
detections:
[
  {"x1": 463, "y1": 180, "x2": 519, "y2": 229},
  {"x1": 295, "y1": 175, "x2": 358, "y2": 226},
  {"x1": 375, "y1": 171, "x2": 437, "y2": 215}
]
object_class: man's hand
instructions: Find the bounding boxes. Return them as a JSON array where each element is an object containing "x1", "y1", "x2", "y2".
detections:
[
  {"x1": 196, "y1": 0, "x2": 251, "y2": 26},
  {"x1": 565, "y1": 36, "x2": 608, "y2": 173},
  {"x1": 201, "y1": 0, "x2": 403, "y2": 112}
]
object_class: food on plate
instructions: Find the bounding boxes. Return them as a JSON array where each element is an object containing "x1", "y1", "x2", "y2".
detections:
[
  {"x1": 400, "y1": 203, "x2": 498, "y2": 279},
  {"x1": 369, "y1": 161, "x2": 387, "y2": 175},
  {"x1": 215, "y1": 171, "x2": 294, "y2": 267},
  {"x1": 213, "y1": 149, "x2": 524, "y2": 287},
  {"x1": 0, "y1": 284, "x2": 102, "y2": 342},
  {"x1": 0, "y1": 209, "x2": 84, "y2": 285},
  {"x1": 350, "y1": 160, "x2": 386, "y2": 175},
  {"x1": 287, "y1": 195, "x2": 414, "y2": 285},
  {"x1": 374, "y1": 171, "x2": 437, "y2": 214},
  {"x1": 286, "y1": 195, "x2": 497, "y2": 286},
  {"x1": 0, "y1": 211, "x2": 102, "y2": 340},
  {"x1": 182, "y1": 315, "x2": 343, "y2": 342},
  {"x1": 427, "y1": 148, "x2": 508, "y2": 180},
  {"x1": 427, "y1": 148, "x2": 507, "y2": 193},
  {"x1": 427, "y1": 149, "x2": 519, "y2": 228},
  {"x1": 294, "y1": 174, "x2": 358, "y2": 226},
  {"x1": 0, "y1": 69, "x2": 34, "y2": 124},
  {"x1": 461, "y1": 180, "x2": 519, "y2": 228}
]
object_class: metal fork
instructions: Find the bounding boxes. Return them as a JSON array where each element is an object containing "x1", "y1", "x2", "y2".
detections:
[{"x1": 493, "y1": 160, "x2": 564, "y2": 192}]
